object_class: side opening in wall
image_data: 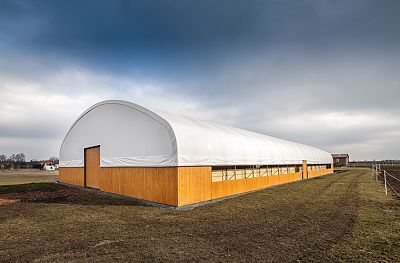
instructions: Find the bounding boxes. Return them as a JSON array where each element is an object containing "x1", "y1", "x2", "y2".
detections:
[{"x1": 211, "y1": 164, "x2": 302, "y2": 182}]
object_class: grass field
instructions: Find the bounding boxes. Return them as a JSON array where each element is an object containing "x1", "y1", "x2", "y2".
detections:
[
  {"x1": 0, "y1": 168, "x2": 399, "y2": 262},
  {"x1": 0, "y1": 169, "x2": 58, "y2": 186}
]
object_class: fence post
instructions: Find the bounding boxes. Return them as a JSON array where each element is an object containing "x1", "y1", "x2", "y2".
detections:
[{"x1": 384, "y1": 170, "x2": 388, "y2": 195}]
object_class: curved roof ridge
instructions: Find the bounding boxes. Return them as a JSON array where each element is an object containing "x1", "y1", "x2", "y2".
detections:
[{"x1": 150, "y1": 103, "x2": 332, "y2": 165}]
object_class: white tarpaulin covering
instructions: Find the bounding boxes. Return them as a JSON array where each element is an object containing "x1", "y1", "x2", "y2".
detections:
[{"x1": 60, "y1": 100, "x2": 333, "y2": 167}]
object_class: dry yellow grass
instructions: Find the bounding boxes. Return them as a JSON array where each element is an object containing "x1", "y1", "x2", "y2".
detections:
[{"x1": 0, "y1": 169, "x2": 58, "y2": 186}]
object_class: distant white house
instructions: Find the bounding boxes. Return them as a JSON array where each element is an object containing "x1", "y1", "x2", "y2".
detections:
[
  {"x1": 41, "y1": 160, "x2": 58, "y2": 171},
  {"x1": 43, "y1": 163, "x2": 56, "y2": 171}
]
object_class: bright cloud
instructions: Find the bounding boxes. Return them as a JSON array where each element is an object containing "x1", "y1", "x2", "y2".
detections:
[{"x1": 0, "y1": 0, "x2": 398, "y2": 161}]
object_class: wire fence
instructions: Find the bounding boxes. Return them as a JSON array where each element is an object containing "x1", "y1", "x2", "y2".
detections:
[
  {"x1": 373, "y1": 164, "x2": 400, "y2": 197},
  {"x1": 350, "y1": 161, "x2": 400, "y2": 168}
]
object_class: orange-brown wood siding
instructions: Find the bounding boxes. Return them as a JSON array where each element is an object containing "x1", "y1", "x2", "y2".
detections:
[
  {"x1": 308, "y1": 167, "x2": 334, "y2": 178},
  {"x1": 211, "y1": 172, "x2": 303, "y2": 199},
  {"x1": 302, "y1": 160, "x2": 308, "y2": 179},
  {"x1": 59, "y1": 159, "x2": 333, "y2": 206},
  {"x1": 85, "y1": 146, "x2": 101, "y2": 189},
  {"x1": 177, "y1": 166, "x2": 212, "y2": 206},
  {"x1": 59, "y1": 167, "x2": 84, "y2": 186},
  {"x1": 100, "y1": 167, "x2": 179, "y2": 206}
]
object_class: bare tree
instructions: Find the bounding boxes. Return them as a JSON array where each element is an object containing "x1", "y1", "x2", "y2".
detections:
[
  {"x1": 8, "y1": 154, "x2": 16, "y2": 163},
  {"x1": 49, "y1": 156, "x2": 59, "y2": 164},
  {"x1": 16, "y1": 153, "x2": 25, "y2": 163},
  {"x1": 0, "y1": 154, "x2": 6, "y2": 169},
  {"x1": 7, "y1": 153, "x2": 25, "y2": 169}
]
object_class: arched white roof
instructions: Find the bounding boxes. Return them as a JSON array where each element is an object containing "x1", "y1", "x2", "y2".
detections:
[{"x1": 60, "y1": 100, "x2": 332, "y2": 167}]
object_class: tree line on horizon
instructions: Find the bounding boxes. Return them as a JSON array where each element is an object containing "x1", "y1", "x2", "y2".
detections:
[{"x1": 0, "y1": 153, "x2": 59, "y2": 169}]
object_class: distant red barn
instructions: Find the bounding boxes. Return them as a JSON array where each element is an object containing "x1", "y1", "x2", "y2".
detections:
[{"x1": 331, "y1": 154, "x2": 349, "y2": 167}]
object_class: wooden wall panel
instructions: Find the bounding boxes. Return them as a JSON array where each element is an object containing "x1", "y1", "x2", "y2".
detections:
[
  {"x1": 212, "y1": 172, "x2": 304, "y2": 200},
  {"x1": 59, "y1": 166, "x2": 178, "y2": 206},
  {"x1": 58, "y1": 162, "x2": 334, "y2": 206},
  {"x1": 177, "y1": 166, "x2": 212, "y2": 206},
  {"x1": 59, "y1": 167, "x2": 84, "y2": 186},
  {"x1": 308, "y1": 167, "x2": 333, "y2": 178},
  {"x1": 100, "y1": 167, "x2": 179, "y2": 206}
]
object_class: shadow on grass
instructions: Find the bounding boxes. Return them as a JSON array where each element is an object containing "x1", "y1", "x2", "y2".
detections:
[{"x1": 0, "y1": 182, "x2": 149, "y2": 207}]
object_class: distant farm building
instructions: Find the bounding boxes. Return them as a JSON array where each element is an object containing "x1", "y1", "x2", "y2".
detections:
[
  {"x1": 43, "y1": 164, "x2": 55, "y2": 171},
  {"x1": 331, "y1": 154, "x2": 349, "y2": 167},
  {"x1": 59, "y1": 100, "x2": 333, "y2": 207},
  {"x1": 41, "y1": 161, "x2": 57, "y2": 171}
]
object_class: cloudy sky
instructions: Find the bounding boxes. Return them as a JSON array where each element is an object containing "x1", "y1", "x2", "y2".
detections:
[{"x1": 0, "y1": 0, "x2": 399, "y2": 161}]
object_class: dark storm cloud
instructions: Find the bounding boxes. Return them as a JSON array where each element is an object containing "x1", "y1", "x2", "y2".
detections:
[
  {"x1": 1, "y1": 0, "x2": 398, "y2": 71},
  {"x1": 0, "y1": 0, "x2": 399, "y2": 160}
]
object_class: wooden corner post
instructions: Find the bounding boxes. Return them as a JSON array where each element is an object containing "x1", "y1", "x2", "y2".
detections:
[{"x1": 302, "y1": 160, "x2": 308, "y2": 179}]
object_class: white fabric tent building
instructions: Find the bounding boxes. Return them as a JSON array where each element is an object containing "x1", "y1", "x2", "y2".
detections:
[{"x1": 59, "y1": 100, "x2": 333, "y2": 206}]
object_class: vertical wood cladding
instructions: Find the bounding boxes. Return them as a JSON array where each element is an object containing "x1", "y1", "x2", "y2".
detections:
[
  {"x1": 178, "y1": 166, "x2": 212, "y2": 206},
  {"x1": 59, "y1": 161, "x2": 333, "y2": 206},
  {"x1": 100, "y1": 167, "x2": 179, "y2": 206},
  {"x1": 59, "y1": 167, "x2": 84, "y2": 186},
  {"x1": 308, "y1": 167, "x2": 334, "y2": 178},
  {"x1": 211, "y1": 172, "x2": 303, "y2": 200}
]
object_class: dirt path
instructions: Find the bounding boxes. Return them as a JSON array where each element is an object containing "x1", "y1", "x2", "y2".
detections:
[{"x1": 0, "y1": 168, "x2": 399, "y2": 262}]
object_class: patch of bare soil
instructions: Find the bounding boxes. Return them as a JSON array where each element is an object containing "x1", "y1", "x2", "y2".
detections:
[{"x1": 0, "y1": 189, "x2": 79, "y2": 205}]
